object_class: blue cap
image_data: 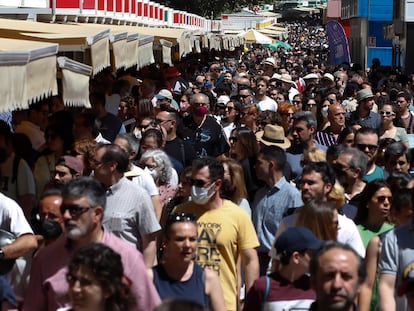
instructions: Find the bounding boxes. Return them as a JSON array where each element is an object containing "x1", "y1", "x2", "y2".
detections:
[{"x1": 274, "y1": 227, "x2": 324, "y2": 255}]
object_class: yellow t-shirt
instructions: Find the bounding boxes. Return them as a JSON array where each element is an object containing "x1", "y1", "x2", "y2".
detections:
[{"x1": 173, "y1": 200, "x2": 259, "y2": 311}]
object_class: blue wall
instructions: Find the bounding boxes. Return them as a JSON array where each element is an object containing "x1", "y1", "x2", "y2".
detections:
[{"x1": 368, "y1": 47, "x2": 392, "y2": 66}]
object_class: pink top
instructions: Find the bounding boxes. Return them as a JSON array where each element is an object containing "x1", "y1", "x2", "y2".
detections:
[{"x1": 23, "y1": 230, "x2": 160, "y2": 311}]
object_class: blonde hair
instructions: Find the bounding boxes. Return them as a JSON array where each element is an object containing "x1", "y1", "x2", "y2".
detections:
[
  {"x1": 220, "y1": 158, "x2": 248, "y2": 204},
  {"x1": 295, "y1": 200, "x2": 338, "y2": 241},
  {"x1": 303, "y1": 147, "x2": 326, "y2": 162},
  {"x1": 327, "y1": 182, "x2": 346, "y2": 207}
]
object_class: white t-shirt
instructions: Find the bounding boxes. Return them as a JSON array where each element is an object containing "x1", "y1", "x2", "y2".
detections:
[
  {"x1": 257, "y1": 96, "x2": 278, "y2": 112},
  {"x1": 0, "y1": 192, "x2": 33, "y2": 236}
]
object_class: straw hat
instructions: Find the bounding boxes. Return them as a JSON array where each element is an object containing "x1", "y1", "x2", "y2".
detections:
[
  {"x1": 280, "y1": 74, "x2": 294, "y2": 84},
  {"x1": 256, "y1": 124, "x2": 291, "y2": 149}
]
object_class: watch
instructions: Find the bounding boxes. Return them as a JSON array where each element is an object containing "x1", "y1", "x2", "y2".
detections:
[{"x1": 0, "y1": 248, "x2": 5, "y2": 259}]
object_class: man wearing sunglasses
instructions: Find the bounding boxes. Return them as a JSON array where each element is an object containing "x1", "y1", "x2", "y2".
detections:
[
  {"x1": 23, "y1": 177, "x2": 160, "y2": 311},
  {"x1": 354, "y1": 127, "x2": 384, "y2": 183},
  {"x1": 173, "y1": 157, "x2": 259, "y2": 311}
]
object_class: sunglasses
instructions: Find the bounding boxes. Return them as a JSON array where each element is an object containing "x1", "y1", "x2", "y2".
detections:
[
  {"x1": 167, "y1": 213, "x2": 196, "y2": 223},
  {"x1": 239, "y1": 94, "x2": 250, "y2": 99},
  {"x1": 60, "y1": 204, "x2": 92, "y2": 217},
  {"x1": 356, "y1": 144, "x2": 378, "y2": 152},
  {"x1": 225, "y1": 106, "x2": 234, "y2": 111},
  {"x1": 292, "y1": 100, "x2": 302, "y2": 104},
  {"x1": 138, "y1": 121, "x2": 158, "y2": 130},
  {"x1": 377, "y1": 196, "x2": 392, "y2": 203},
  {"x1": 379, "y1": 110, "x2": 395, "y2": 116},
  {"x1": 66, "y1": 274, "x2": 95, "y2": 287},
  {"x1": 190, "y1": 178, "x2": 212, "y2": 188}
]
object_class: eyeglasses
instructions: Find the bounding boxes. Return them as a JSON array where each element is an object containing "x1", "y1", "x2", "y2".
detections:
[
  {"x1": 377, "y1": 196, "x2": 392, "y2": 203},
  {"x1": 379, "y1": 110, "x2": 395, "y2": 116},
  {"x1": 283, "y1": 113, "x2": 294, "y2": 117},
  {"x1": 229, "y1": 136, "x2": 238, "y2": 143},
  {"x1": 292, "y1": 100, "x2": 302, "y2": 105},
  {"x1": 225, "y1": 106, "x2": 234, "y2": 111},
  {"x1": 356, "y1": 144, "x2": 378, "y2": 152},
  {"x1": 239, "y1": 94, "x2": 250, "y2": 99},
  {"x1": 190, "y1": 178, "x2": 211, "y2": 188},
  {"x1": 60, "y1": 204, "x2": 92, "y2": 217},
  {"x1": 138, "y1": 121, "x2": 158, "y2": 130},
  {"x1": 167, "y1": 213, "x2": 196, "y2": 223},
  {"x1": 333, "y1": 163, "x2": 351, "y2": 172}
]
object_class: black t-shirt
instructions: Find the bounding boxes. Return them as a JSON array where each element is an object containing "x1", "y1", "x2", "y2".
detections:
[
  {"x1": 164, "y1": 137, "x2": 196, "y2": 167},
  {"x1": 180, "y1": 115, "x2": 230, "y2": 158}
]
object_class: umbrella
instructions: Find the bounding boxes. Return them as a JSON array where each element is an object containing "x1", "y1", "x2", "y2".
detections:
[
  {"x1": 238, "y1": 29, "x2": 273, "y2": 45},
  {"x1": 264, "y1": 40, "x2": 292, "y2": 50}
]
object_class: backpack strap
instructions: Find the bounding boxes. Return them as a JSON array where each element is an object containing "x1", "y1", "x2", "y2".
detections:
[
  {"x1": 261, "y1": 275, "x2": 271, "y2": 311},
  {"x1": 11, "y1": 155, "x2": 21, "y2": 184}
]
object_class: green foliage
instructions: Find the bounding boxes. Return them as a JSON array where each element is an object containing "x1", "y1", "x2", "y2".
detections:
[{"x1": 159, "y1": 0, "x2": 263, "y2": 18}]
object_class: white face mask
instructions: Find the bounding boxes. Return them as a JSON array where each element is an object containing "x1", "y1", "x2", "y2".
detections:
[
  {"x1": 321, "y1": 106, "x2": 329, "y2": 118},
  {"x1": 144, "y1": 166, "x2": 158, "y2": 180},
  {"x1": 191, "y1": 183, "x2": 215, "y2": 205}
]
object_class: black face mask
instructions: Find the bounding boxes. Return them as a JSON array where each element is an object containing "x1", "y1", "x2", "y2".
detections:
[{"x1": 41, "y1": 220, "x2": 63, "y2": 241}]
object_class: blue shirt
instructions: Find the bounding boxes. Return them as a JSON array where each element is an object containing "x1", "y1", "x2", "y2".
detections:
[
  {"x1": 252, "y1": 176, "x2": 303, "y2": 253},
  {"x1": 346, "y1": 110, "x2": 381, "y2": 130}
]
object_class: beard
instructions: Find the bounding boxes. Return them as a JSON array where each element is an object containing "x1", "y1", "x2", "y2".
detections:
[{"x1": 65, "y1": 220, "x2": 89, "y2": 240}]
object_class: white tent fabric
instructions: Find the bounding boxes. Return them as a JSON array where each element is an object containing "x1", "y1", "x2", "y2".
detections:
[
  {"x1": 0, "y1": 38, "x2": 58, "y2": 111},
  {"x1": 238, "y1": 29, "x2": 273, "y2": 44}
]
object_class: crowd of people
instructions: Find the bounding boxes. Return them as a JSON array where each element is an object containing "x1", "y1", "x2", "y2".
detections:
[{"x1": 1, "y1": 15, "x2": 414, "y2": 311}]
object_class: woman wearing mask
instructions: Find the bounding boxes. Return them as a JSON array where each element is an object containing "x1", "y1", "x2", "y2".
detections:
[{"x1": 139, "y1": 149, "x2": 178, "y2": 226}]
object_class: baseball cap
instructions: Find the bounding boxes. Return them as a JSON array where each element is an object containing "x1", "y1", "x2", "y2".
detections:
[
  {"x1": 274, "y1": 227, "x2": 324, "y2": 256},
  {"x1": 58, "y1": 156, "x2": 84, "y2": 174},
  {"x1": 155, "y1": 89, "x2": 173, "y2": 100},
  {"x1": 217, "y1": 95, "x2": 230, "y2": 106}
]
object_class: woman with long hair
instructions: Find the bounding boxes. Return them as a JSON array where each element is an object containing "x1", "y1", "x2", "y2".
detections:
[
  {"x1": 379, "y1": 102, "x2": 409, "y2": 147},
  {"x1": 229, "y1": 126, "x2": 260, "y2": 202},
  {"x1": 63, "y1": 243, "x2": 135, "y2": 311},
  {"x1": 295, "y1": 199, "x2": 338, "y2": 241},
  {"x1": 358, "y1": 188, "x2": 413, "y2": 311},
  {"x1": 354, "y1": 179, "x2": 394, "y2": 248},
  {"x1": 220, "y1": 158, "x2": 250, "y2": 215}
]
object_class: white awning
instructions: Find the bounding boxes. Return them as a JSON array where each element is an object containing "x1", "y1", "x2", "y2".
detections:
[
  {"x1": 57, "y1": 56, "x2": 92, "y2": 108},
  {"x1": 0, "y1": 18, "x2": 111, "y2": 75},
  {"x1": 0, "y1": 38, "x2": 58, "y2": 111}
]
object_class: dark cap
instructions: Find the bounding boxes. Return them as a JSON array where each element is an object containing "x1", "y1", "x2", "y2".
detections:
[
  {"x1": 274, "y1": 227, "x2": 324, "y2": 256},
  {"x1": 58, "y1": 156, "x2": 84, "y2": 174}
]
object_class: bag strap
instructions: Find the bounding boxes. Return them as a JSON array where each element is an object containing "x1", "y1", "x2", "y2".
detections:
[{"x1": 261, "y1": 275, "x2": 270, "y2": 311}]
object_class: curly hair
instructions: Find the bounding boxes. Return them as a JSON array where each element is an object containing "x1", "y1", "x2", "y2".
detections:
[
  {"x1": 139, "y1": 149, "x2": 173, "y2": 185},
  {"x1": 67, "y1": 243, "x2": 135, "y2": 311}
]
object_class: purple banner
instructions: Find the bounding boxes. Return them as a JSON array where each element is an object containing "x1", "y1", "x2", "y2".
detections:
[{"x1": 326, "y1": 21, "x2": 351, "y2": 65}]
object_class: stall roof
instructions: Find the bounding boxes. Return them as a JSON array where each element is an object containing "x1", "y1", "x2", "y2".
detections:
[{"x1": 0, "y1": 37, "x2": 58, "y2": 111}]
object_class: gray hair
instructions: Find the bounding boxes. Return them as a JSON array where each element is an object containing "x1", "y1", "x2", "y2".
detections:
[
  {"x1": 116, "y1": 133, "x2": 140, "y2": 154},
  {"x1": 139, "y1": 149, "x2": 173, "y2": 185},
  {"x1": 341, "y1": 147, "x2": 368, "y2": 176},
  {"x1": 293, "y1": 111, "x2": 318, "y2": 129},
  {"x1": 62, "y1": 177, "x2": 106, "y2": 209}
]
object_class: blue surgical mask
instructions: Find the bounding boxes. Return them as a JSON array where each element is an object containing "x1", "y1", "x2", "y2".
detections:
[{"x1": 191, "y1": 183, "x2": 215, "y2": 205}]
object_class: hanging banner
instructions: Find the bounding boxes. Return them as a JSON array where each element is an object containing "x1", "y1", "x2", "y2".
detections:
[{"x1": 326, "y1": 21, "x2": 351, "y2": 65}]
